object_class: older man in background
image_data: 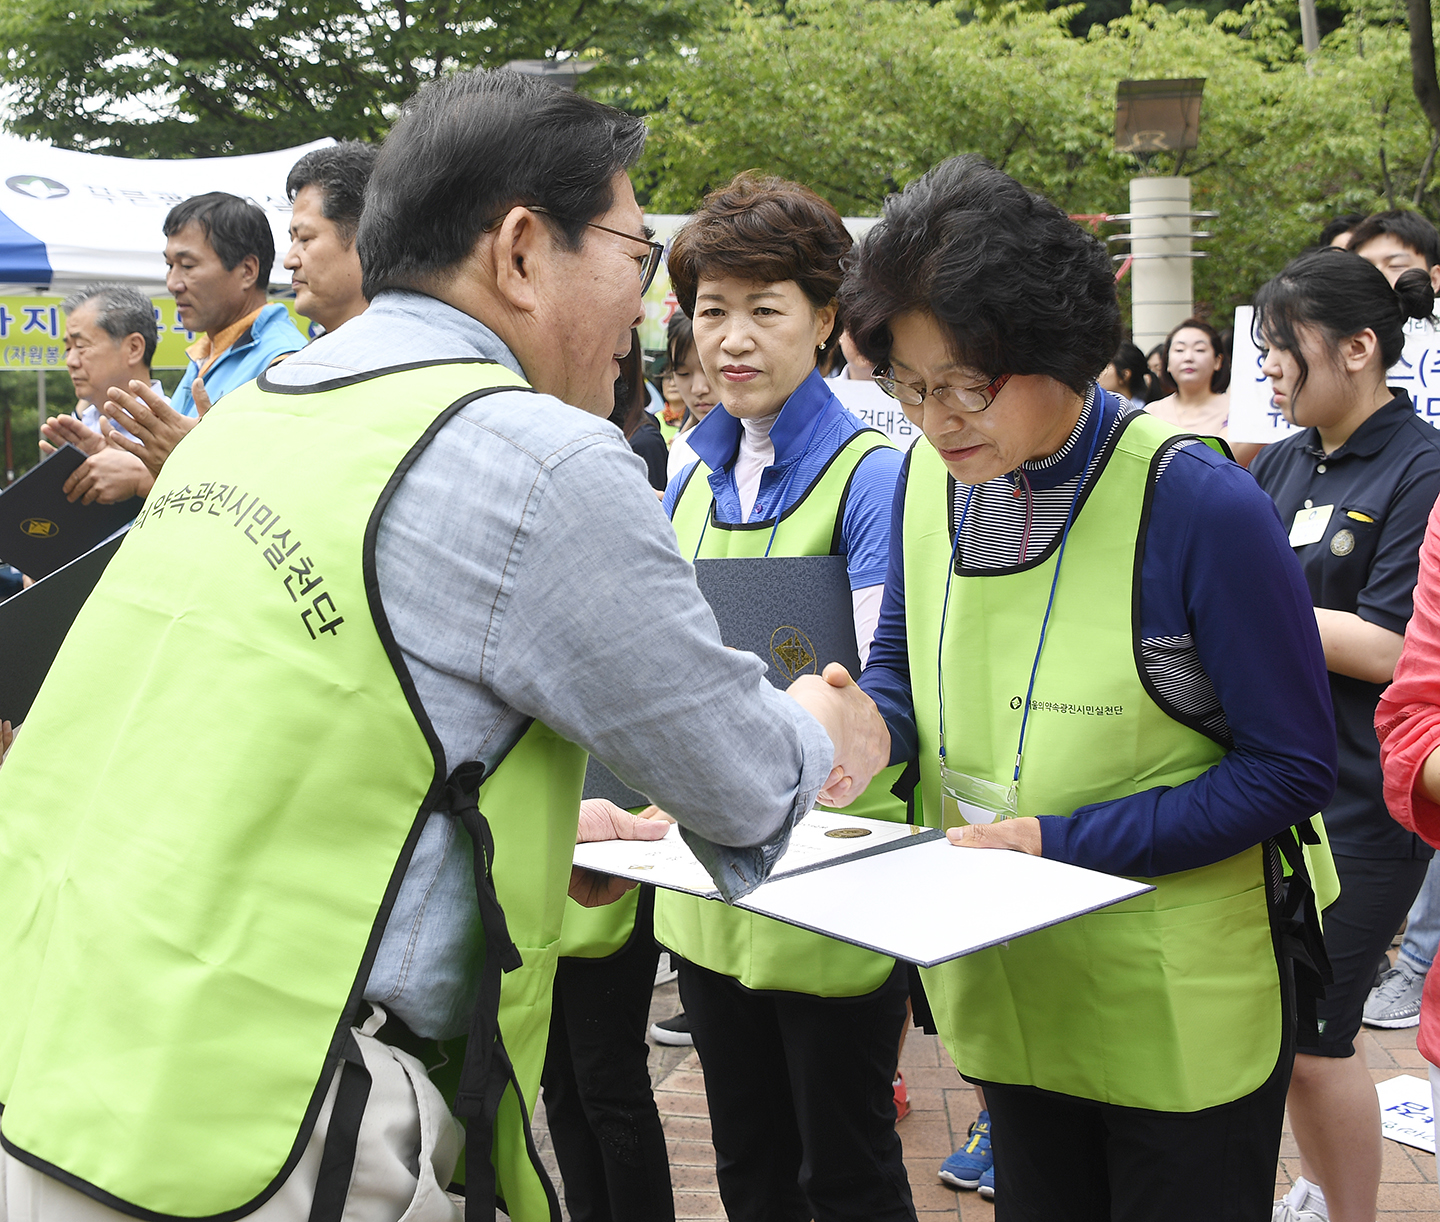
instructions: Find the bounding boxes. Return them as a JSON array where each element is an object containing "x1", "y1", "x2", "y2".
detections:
[
  {"x1": 37, "y1": 284, "x2": 163, "y2": 504},
  {"x1": 283, "y1": 141, "x2": 375, "y2": 335}
]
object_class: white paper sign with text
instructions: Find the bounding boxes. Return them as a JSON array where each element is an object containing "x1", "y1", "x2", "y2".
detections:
[{"x1": 1228, "y1": 306, "x2": 1440, "y2": 444}]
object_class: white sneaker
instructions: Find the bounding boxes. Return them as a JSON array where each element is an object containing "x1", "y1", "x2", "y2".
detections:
[
  {"x1": 653, "y1": 952, "x2": 678, "y2": 987},
  {"x1": 1272, "y1": 1203, "x2": 1326, "y2": 1222},
  {"x1": 1273, "y1": 1179, "x2": 1327, "y2": 1222},
  {"x1": 1363, "y1": 963, "x2": 1424, "y2": 1029}
]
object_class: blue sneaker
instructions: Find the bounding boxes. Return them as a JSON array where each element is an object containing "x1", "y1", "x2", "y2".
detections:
[
  {"x1": 937, "y1": 1110, "x2": 992, "y2": 1189},
  {"x1": 978, "y1": 1164, "x2": 995, "y2": 1200}
]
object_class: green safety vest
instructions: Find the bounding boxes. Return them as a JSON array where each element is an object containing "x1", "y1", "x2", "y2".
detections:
[
  {"x1": 0, "y1": 361, "x2": 584, "y2": 1220},
  {"x1": 654, "y1": 429, "x2": 909, "y2": 996},
  {"x1": 904, "y1": 411, "x2": 1284, "y2": 1111}
]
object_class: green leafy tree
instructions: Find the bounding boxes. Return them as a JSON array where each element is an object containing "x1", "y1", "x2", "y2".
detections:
[
  {"x1": 0, "y1": 0, "x2": 718, "y2": 155},
  {"x1": 619, "y1": 0, "x2": 1438, "y2": 316}
]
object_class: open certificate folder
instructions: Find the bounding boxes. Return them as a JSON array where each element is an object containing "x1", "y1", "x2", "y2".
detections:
[{"x1": 572, "y1": 810, "x2": 1153, "y2": 967}]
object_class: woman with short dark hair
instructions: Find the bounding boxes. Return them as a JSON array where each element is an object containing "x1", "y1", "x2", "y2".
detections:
[
  {"x1": 842, "y1": 154, "x2": 1338, "y2": 1217},
  {"x1": 654, "y1": 172, "x2": 913, "y2": 1222},
  {"x1": 1250, "y1": 248, "x2": 1440, "y2": 1222}
]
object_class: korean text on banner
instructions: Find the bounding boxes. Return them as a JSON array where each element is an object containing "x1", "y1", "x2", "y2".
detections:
[{"x1": 0, "y1": 296, "x2": 315, "y2": 370}]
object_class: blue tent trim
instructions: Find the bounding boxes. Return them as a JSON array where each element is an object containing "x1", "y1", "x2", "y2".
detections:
[{"x1": 0, "y1": 208, "x2": 51, "y2": 285}]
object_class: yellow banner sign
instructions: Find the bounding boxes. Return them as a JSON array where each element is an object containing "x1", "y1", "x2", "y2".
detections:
[{"x1": 0, "y1": 296, "x2": 316, "y2": 370}]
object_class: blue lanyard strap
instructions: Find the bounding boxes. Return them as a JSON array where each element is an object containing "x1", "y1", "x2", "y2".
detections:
[{"x1": 936, "y1": 405, "x2": 1102, "y2": 785}]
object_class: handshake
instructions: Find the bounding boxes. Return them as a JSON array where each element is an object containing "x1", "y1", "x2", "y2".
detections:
[{"x1": 785, "y1": 662, "x2": 892, "y2": 808}]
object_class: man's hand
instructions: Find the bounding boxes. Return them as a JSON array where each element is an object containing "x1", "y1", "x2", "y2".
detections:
[
  {"x1": 788, "y1": 662, "x2": 891, "y2": 807},
  {"x1": 40, "y1": 414, "x2": 105, "y2": 458},
  {"x1": 946, "y1": 817, "x2": 1043, "y2": 856},
  {"x1": 1, "y1": 720, "x2": 14, "y2": 765},
  {"x1": 63, "y1": 448, "x2": 154, "y2": 505},
  {"x1": 100, "y1": 379, "x2": 199, "y2": 477},
  {"x1": 569, "y1": 797, "x2": 671, "y2": 907}
]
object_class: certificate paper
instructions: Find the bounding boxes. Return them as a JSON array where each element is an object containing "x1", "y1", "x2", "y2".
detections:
[
  {"x1": 573, "y1": 810, "x2": 1153, "y2": 966},
  {"x1": 572, "y1": 809, "x2": 928, "y2": 899}
]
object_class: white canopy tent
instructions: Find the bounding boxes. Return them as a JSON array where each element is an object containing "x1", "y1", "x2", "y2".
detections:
[{"x1": 0, "y1": 135, "x2": 335, "y2": 295}]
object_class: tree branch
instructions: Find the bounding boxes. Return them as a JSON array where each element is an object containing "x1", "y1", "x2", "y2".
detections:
[
  {"x1": 1409, "y1": 0, "x2": 1440, "y2": 135},
  {"x1": 1417, "y1": 129, "x2": 1440, "y2": 206}
]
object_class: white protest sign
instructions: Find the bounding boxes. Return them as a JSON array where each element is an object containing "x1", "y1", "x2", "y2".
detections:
[
  {"x1": 1376, "y1": 1073, "x2": 1435, "y2": 1153},
  {"x1": 1228, "y1": 306, "x2": 1440, "y2": 444},
  {"x1": 827, "y1": 377, "x2": 920, "y2": 447}
]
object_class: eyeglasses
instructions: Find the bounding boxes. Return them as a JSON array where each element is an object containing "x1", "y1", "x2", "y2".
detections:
[
  {"x1": 525, "y1": 206, "x2": 665, "y2": 294},
  {"x1": 874, "y1": 368, "x2": 1012, "y2": 414}
]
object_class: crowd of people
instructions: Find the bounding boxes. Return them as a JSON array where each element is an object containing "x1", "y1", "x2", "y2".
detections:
[{"x1": 6, "y1": 64, "x2": 1440, "y2": 1222}]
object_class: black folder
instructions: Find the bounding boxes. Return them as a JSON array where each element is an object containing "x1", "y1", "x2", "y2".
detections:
[
  {"x1": 0, "y1": 446, "x2": 142, "y2": 579},
  {"x1": 582, "y1": 554, "x2": 861, "y2": 806},
  {"x1": 0, "y1": 529, "x2": 125, "y2": 722}
]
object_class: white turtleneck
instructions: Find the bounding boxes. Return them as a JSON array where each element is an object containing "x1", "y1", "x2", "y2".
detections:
[{"x1": 735, "y1": 410, "x2": 779, "y2": 521}]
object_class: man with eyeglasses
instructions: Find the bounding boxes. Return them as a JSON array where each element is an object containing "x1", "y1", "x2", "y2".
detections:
[{"x1": 0, "y1": 69, "x2": 888, "y2": 1222}]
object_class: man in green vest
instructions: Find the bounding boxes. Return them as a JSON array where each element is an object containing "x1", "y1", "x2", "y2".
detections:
[{"x1": 0, "y1": 70, "x2": 889, "y2": 1222}]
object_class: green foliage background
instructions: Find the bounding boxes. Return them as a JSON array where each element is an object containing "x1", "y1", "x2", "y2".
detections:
[
  {"x1": 607, "y1": 0, "x2": 1435, "y2": 318},
  {"x1": 0, "y1": 0, "x2": 1433, "y2": 320}
]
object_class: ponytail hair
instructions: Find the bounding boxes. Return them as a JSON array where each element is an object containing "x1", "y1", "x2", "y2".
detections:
[{"x1": 1253, "y1": 246, "x2": 1434, "y2": 398}]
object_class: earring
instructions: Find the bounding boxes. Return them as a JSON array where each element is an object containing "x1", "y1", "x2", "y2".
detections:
[{"x1": 818, "y1": 341, "x2": 827, "y2": 352}]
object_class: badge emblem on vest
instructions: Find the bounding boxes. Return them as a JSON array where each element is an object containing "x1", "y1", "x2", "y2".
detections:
[
  {"x1": 1330, "y1": 529, "x2": 1355, "y2": 557},
  {"x1": 20, "y1": 517, "x2": 57, "y2": 538},
  {"x1": 769, "y1": 625, "x2": 817, "y2": 681}
]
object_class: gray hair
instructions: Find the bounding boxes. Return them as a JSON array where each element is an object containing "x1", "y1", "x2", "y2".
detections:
[{"x1": 62, "y1": 283, "x2": 159, "y2": 368}]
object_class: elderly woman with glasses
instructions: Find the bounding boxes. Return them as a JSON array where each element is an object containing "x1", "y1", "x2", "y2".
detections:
[{"x1": 840, "y1": 155, "x2": 1339, "y2": 1218}]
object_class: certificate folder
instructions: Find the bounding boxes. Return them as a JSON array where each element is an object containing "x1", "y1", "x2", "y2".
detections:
[
  {"x1": 0, "y1": 529, "x2": 125, "y2": 722},
  {"x1": 0, "y1": 445, "x2": 141, "y2": 579},
  {"x1": 693, "y1": 554, "x2": 861, "y2": 682},
  {"x1": 573, "y1": 810, "x2": 1154, "y2": 967},
  {"x1": 581, "y1": 554, "x2": 861, "y2": 812}
]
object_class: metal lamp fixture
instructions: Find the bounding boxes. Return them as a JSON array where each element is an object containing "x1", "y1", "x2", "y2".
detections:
[{"x1": 1114, "y1": 78, "x2": 1206, "y2": 156}]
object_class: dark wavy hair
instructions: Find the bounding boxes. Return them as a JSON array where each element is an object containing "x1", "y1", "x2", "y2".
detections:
[
  {"x1": 163, "y1": 192, "x2": 275, "y2": 287},
  {"x1": 286, "y1": 141, "x2": 378, "y2": 246},
  {"x1": 1253, "y1": 246, "x2": 1435, "y2": 399},
  {"x1": 839, "y1": 155, "x2": 1119, "y2": 394},
  {"x1": 667, "y1": 308, "x2": 696, "y2": 369},
  {"x1": 666, "y1": 173, "x2": 852, "y2": 350},
  {"x1": 1161, "y1": 317, "x2": 1230, "y2": 394},
  {"x1": 359, "y1": 69, "x2": 646, "y2": 299}
]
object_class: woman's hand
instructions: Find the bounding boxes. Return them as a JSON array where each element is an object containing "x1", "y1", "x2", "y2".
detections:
[{"x1": 946, "y1": 817, "x2": 1043, "y2": 856}]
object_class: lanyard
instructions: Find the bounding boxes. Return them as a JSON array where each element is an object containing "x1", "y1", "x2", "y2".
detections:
[
  {"x1": 691, "y1": 405, "x2": 829, "y2": 561},
  {"x1": 936, "y1": 411, "x2": 1103, "y2": 794}
]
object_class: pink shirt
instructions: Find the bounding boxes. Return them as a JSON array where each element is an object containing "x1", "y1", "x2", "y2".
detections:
[{"x1": 1376, "y1": 491, "x2": 1440, "y2": 1065}]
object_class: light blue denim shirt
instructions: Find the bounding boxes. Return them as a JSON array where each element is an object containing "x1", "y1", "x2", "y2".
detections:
[{"x1": 267, "y1": 291, "x2": 833, "y2": 1038}]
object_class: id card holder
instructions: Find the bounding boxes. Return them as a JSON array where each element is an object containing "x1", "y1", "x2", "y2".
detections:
[
  {"x1": 939, "y1": 766, "x2": 1018, "y2": 830},
  {"x1": 1289, "y1": 504, "x2": 1334, "y2": 548}
]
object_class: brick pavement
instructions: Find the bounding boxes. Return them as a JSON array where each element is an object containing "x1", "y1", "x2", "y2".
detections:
[{"x1": 527, "y1": 976, "x2": 1439, "y2": 1220}]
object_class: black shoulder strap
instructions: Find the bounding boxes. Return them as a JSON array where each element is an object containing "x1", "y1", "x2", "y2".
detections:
[
  {"x1": 441, "y1": 762, "x2": 563, "y2": 1222},
  {"x1": 1269, "y1": 820, "x2": 1333, "y2": 1048}
]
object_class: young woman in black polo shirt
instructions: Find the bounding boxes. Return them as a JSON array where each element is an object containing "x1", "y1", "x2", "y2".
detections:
[{"x1": 1252, "y1": 248, "x2": 1440, "y2": 1222}]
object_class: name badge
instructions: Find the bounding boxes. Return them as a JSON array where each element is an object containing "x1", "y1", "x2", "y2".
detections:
[{"x1": 1289, "y1": 504, "x2": 1334, "y2": 548}]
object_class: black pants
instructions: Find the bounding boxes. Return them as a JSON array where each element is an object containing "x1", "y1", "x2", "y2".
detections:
[
  {"x1": 541, "y1": 889, "x2": 673, "y2": 1222},
  {"x1": 1302, "y1": 852, "x2": 1430, "y2": 1056},
  {"x1": 678, "y1": 958, "x2": 916, "y2": 1222}
]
